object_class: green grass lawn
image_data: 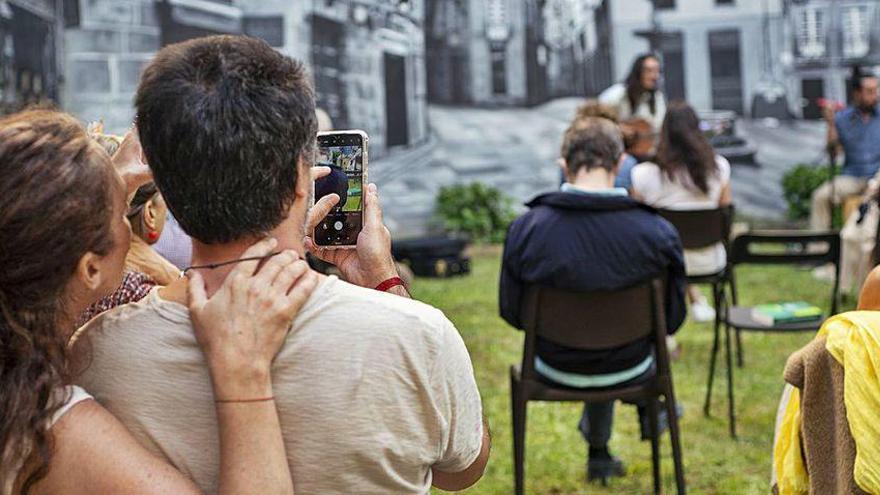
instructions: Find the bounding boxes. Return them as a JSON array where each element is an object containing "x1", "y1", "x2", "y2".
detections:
[{"x1": 413, "y1": 247, "x2": 851, "y2": 495}]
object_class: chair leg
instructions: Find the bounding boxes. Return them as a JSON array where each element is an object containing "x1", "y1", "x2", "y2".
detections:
[
  {"x1": 703, "y1": 308, "x2": 721, "y2": 417},
  {"x1": 511, "y1": 380, "x2": 527, "y2": 495},
  {"x1": 665, "y1": 389, "x2": 687, "y2": 494},
  {"x1": 649, "y1": 398, "x2": 661, "y2": 495},
  {"x1": 724, "y1": 323, "x2": 737, "y2": 439},
  {"x1": 735, "y1": 329, "x2": 744, "y2": 368}
]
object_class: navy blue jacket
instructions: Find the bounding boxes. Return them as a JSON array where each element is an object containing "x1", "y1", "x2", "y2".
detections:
[{"x1": 499, "y1": 191, "x2": 687, "y2": 375}]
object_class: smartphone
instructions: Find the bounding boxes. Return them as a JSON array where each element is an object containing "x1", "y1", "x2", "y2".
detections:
[{"x1": 313, "y1": 130, "x2": 368, "y2": 248}]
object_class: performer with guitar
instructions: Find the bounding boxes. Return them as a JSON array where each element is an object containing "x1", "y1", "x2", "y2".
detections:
[
  {"x1": 599, "y1": 53, "x2": 666, "y2": 162},
  {"x1": 812, "y1": 66, "x2": 880, "y2": 231}
]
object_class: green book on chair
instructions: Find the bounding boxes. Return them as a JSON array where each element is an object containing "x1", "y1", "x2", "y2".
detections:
[{"x1": 751, "y1": 302, "x2": 823, "y2": 326}]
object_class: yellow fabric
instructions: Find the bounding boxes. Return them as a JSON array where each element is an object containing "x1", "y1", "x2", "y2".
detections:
[
  {"x1": 773, "y1": 386, "x2": 809, "y2": 494},
  {"x1": 818, "y1": 311, "x2": 880, "y2": 494}
]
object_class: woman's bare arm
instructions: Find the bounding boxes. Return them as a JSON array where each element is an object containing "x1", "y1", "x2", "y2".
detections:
[
  {"x1": 33, "y1": 400, "x2": 202, "y2": 495},
  {"x1": 36, "y1": 239, "x2": 314, "y2": 495}
]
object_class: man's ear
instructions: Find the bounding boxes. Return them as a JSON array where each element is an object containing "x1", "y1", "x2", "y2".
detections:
[
  {"x1": 294, "y1": 155, "x2": 311, "y2": 199},
  {"x1": 557, "y1": 158, "x2": 569, "y2": 181},
  {"x1": 74, "y1": 252, "x2": 105, "y2": 292}
]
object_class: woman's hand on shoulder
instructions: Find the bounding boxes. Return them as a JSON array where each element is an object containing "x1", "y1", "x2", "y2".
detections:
[{"x1": 187, "y1": 238, "x2": 318, "y2": 399}]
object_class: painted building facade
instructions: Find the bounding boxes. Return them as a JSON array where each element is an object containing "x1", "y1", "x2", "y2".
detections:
[
  {"x1": 608, "y1": 0, "x2": 785, "y2": 116},
  {"x1": 781, "y1": 0, "x2": 880, "y2": 119},
  {"x1": 425, "y1": 0, "x2": 612, "y2": 106},
  {"x1": 0, "y1": 0, "x2": 61, "y2": 114},
  {"x1": 59, "y1": 0, "x2": 427, "y2": 156}
]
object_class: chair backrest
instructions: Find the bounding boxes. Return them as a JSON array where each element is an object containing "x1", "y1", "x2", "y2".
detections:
[
  {"x1": 729, "y1": 230, "x2": 841, "y2": 314},
  {"x1": 729, "y1": 230, "x2": 840, "y2": 266},
  {"x1": 658, "y1": 205, "x2": 733, "y2": 251},
  {"x1": 520, "y1": 279, "x2": 669, "y2": 379}
]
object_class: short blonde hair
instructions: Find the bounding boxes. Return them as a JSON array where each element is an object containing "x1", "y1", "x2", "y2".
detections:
[
  {"x1": 574, "y1": 99, "x2": 619, "y2": 124},
  {"x1": 86, "y1": 121, "x2": 123, "y2": 156}
]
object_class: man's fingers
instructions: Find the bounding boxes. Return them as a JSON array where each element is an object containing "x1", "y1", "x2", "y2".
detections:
[
  {"x1": 307, "y1": 193, "x2": 340, "y2": 232},
  {"x1": 364, "y1": 183, "x2": 384, "y2": 228},
  {"x1": 304, "y1": 237, "x2": 341, "y2": 266},
  {"x1": 228, "y1": 237, "x2": 278, "y2": 279},
  {"x1": 311, "y1": 166, "x2": 331, "y2": 181},
  {"x1": 186, "y1": 270, "x2": 208, "y2": 310}
]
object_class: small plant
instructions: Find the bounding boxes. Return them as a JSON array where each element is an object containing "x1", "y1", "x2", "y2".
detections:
[
  {"x1": 781, "y1": 163, "x2": 838, "y2": 221},
  {"x1": 435, "y1": 182, "x2": 517, "y2": 243}
]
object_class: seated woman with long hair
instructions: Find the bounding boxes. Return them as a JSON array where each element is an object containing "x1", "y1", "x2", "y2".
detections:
[
  {"x1": 0, "y1": 109, "x2": 317, "y2": 494},
  {"x1": 631, "y1": 101, "x2": 733, "y2": 322}
]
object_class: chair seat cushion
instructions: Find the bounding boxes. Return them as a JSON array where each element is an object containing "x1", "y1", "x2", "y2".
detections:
[{"x1": 726, "y1": 306, "x2": 825, "y2": 332}]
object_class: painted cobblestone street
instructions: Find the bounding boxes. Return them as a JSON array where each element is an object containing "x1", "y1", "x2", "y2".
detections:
[{"x1": 374, "y1": 98, "x2": 827, "y2": 239}]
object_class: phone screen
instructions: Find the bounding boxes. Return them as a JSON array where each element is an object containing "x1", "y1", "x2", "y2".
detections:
[{"x1": 314, "y1": 132, "x2": 365, "y2": 246}]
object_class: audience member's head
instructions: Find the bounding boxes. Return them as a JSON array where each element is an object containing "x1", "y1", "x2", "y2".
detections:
[
  {"x1": 86, "y1": 122, "x2": 123, "y2": 156},
  {"x1": 625, "y1": 53, "x2": 661, "y2": 114},
  {"x1": 135, "y1": 35, "x2": 317, "y2": 245},
  {"x1": 851, "y1": 66, "x2": 879, "y2": 112},
  {"x1": 559, "y1": 117, "x2": 624, "y2": 180},
  {"x1": 574, "y1": 99, "x2": 619, "y2": 124},
  {"x1": 127, "y1": 182, "x2": 168, "y2": 245},
  {"x1": 0, "y1": 109, "x2": 130, "y2": 490},
  {"x1": 858, "y1": 265, "x2": 880, "y2": 310},
  {"x1": 656, "y1": 101, "x2": 717, "y2": 194}
]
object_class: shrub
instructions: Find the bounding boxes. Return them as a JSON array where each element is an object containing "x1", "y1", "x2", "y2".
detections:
[
  {"x1": 781, "y1": 163, "x2": 837, "y2": 221},
  {"x1": 435, "y1": 182, "x2": 517, "y2": 243}
]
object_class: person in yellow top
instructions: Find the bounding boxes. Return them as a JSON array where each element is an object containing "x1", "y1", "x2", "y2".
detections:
[{"x1": 772, "y1": 268, "x2": 880, "y2": 494}]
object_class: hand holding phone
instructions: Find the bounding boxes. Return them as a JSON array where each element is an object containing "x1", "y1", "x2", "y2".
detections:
[{"x1": 306, "y1": 181, "x2": 398, "y2": 289}]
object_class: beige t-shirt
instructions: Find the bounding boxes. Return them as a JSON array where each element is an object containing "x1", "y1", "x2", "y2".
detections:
[{"x1": 72, "y1": 276, "x2": 483, "y2": 494}]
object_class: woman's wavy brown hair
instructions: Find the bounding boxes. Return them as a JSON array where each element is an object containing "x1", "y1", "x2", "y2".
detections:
[
  {"x1": 0, "y1": 110, "x2": 116, "y2": 493},
  {"x1": 655, "y1": 101, "x2": 718, "y2": 195}
]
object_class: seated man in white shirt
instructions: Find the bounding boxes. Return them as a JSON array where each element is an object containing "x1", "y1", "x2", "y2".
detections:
[{"x1": 73, "y1": 35, "x2": 489, "y2": 494}]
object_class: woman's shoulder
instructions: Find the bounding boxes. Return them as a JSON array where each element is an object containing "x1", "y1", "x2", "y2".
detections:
[
  {"x1": 714, "y1": 154, "x2": 731, "y2": 181},
  {"x1": 631, "y1": 161, "x2": 662, "y2": 181}
]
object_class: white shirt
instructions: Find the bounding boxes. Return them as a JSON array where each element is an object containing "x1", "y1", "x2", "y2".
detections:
[
  {"x1": 599, "y1": 82, "x2": 667, "y2": 133},
  {"x1": 632, "y1": 155, "x2": 731, "y2": 276},
  {"x1": 74, "y1": 277, "x2": 484, "y2": 494}
]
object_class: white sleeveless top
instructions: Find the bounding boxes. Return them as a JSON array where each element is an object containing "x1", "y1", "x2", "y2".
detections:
[
  {"x1": 51, "y1": 385, "x2": 93, "y2": 426},
  {"x1": 1, "y1": 386, "x2": 93, "y2": 495}
]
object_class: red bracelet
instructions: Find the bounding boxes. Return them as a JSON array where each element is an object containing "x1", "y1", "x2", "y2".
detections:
[{"x1": 375, "y1": 277, "x2": 405, "y2": 292}]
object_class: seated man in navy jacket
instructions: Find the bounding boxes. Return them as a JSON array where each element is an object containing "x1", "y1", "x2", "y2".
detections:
[{"x1": 499, "y1": 117, "x2": 686, "y2": 482}]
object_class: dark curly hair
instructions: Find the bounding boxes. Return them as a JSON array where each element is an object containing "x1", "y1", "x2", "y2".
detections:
[
  {"x1": 655, "y1": 101, "x2": 718, "y2": 194},
  {"x1": 0, "y1": 110, "x2": 116, "y2": 492}
]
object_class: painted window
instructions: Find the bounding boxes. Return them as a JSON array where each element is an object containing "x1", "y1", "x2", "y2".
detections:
[
  {"x1": 795, "y1": 6, "x2": 826, "y2": 59},
  {"x1": 842, "y1": 5, "x2": 870, "y2": 59}
]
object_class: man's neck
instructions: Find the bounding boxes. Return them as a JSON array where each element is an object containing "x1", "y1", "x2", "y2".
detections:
[
  {"x1": 568, "y1": 169, "x2": 615, "y2": 191},
  {"x1": 187, "y1": 229, "x2": 306, "y2": 298}
]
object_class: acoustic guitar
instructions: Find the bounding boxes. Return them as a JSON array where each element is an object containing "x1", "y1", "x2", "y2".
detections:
[{"x1": 620, "y1": 117, "x2": 656, "y2": 162}]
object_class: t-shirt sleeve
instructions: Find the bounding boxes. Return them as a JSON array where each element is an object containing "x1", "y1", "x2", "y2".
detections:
[
  {"x1": 630, "y1": 162, "x2": 659, "y2": 202},
  {"x1": 430, "y1": 320, "x2": 484, "y2": 473},
  {"x1": 715, "y1": 155, "x2": 732, "y2": 185}
]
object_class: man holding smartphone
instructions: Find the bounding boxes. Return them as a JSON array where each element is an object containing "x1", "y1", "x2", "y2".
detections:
[{"x1": 74, "y1": 35, "x2": 489, "y2": 494}]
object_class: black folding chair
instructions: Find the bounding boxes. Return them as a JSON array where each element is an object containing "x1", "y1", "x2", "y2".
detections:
[
  {"x1": 509, "y1": 279, "x2": 686, "y2": 495},
  {"x1": 703, "y1": 231, "x2": 840, "y2": 438},
  {"x1": 658, "y1": 206, "x2": 740, "y2": 364}
]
